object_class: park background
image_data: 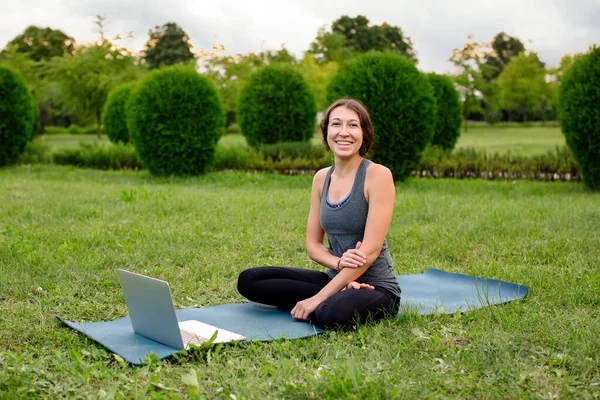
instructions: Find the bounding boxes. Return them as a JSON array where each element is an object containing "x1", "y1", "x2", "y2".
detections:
[{"x1": 1, "y1": 2, "x2": 599, "y2": 399}]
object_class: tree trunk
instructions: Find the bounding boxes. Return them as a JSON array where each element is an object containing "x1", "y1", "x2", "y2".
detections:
[
  {"x1": 96, "y1": 109, "x2": 102, "y2": 139},
  {"x1": 39, "y1": 104, "x2": 48, "y2": 135}
]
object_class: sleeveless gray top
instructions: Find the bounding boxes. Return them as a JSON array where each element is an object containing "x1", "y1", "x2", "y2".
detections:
[{"x1": 320, "y1": 159, "x2": 401, "y2": 298}]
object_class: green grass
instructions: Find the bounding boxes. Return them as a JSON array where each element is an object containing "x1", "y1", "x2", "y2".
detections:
[
  {"x1": 1, "y1": 165, "x2": 599, "y2": 398},
  {"x1": 455, "y1": 126, "x2": 565, "y2": 156},
  {"x1": 37, "y1": 133, "x2": 111, "y2": 150},
  {"x1": 40, "y1": 125, "x2": 565, "y2": 157}
]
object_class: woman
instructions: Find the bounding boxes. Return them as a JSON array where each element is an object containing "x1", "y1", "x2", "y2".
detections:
[{"x1": 237, "y1": 98, "x2": 401, "y2": 328}]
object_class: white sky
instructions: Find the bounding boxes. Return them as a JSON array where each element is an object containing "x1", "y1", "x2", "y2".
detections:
[{"x1": 0, "y1": 0, "x2": 598, "y2": 73}]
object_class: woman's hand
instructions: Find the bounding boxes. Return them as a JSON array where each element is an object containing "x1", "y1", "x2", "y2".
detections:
[
  {"x1": 339, "y1": 241, "x2": 367, "y2": 270},
  {"x1": 291, "y1": 296, "x2": 323, "y2": 321},
  {"x1": 345, "y1": 281, "x2": 375, "y2": 290}
]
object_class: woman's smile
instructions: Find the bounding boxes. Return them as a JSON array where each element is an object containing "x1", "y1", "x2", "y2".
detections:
[{"x1": 327, "y1": 107, "x2": 363, "y2": 157}]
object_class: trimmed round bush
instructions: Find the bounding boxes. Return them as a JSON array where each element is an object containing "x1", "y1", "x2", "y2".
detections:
[
  {"x1": 559, "y1": 47, "x2": 600, "y2": 190},
  {"x1": 237, "y1": 65, "x2": 317, "y2": 148},
  {"x1": 126, "y1": 66, "x2": 224, "y2": 176},
  {"x1": 426, "y1": 72, "x2": 462, "y2": 151},
  {"x1": 0, "y1": 66, "x2": 34, "y2": 167},
  {"x1": 327, "y1": 52, "x2": 436, "y2": 180},
  {"x1": 103, "y1": 82, "x2": 136, "y2": 144}
]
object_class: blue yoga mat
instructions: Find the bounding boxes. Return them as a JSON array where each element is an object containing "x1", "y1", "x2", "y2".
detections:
[{"x1": 58, "y1": 268, "x2": 528, "y2": 365}]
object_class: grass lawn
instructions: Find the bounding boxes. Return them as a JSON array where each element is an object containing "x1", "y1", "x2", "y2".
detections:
[
  {"x1": 1, "y1": 165, "x2": 598, "y2": 398},
  {"x1": 455, "y1": 126, "x2": 565, "y2": 156},
  {"x1": 38, "y1": 124, "x2": 566, "y2": 157}
]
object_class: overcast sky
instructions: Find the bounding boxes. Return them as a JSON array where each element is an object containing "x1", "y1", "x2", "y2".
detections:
[{"x1": 1, "y1": 0, "x2": 598, "y2": 73}]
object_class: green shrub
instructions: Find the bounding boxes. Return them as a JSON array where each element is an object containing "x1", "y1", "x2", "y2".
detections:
[
  {"x1": 0, "y1": 66, "x2": 34, "y2": 167},
  {"x1": 259, "y1": 141, "x2": 327, "y2": 162},
  {"x1": 558, "y1": 46, "x2": 600, "y2": 190},
  {"x1": 53, "y1": 142, "x2": 142, "y2": 170},
  {"x1": 44, "y1": 126, "x2": 68, "y2": 135},
  {"x1": 212, "y1": 145, "x2": 261, "y2": 170},
  {"x1": 19, "y1": 140, "x2": 52, "y2": 164},
  {"x1": 237, "y1": 64, "x2": 317, "y2": 148},
  {"x1": 327, "y1": 52, "x2": 436, "y2": 180},
  {"x1": 127, "y1": 66, "x2": 224, "y2": 176},
  {"x1": 417, "y1": 146, "x2": 578, "y2": 180},
  {"x1": 103, "y1": 82, "x2": 136, "y2": 144},
  {"x1": 226, "y1": 123, "x2": 241, "y2": 134},
  {"x1": 67, "y1": 124, "x2": 82, "y2": 134},
  {"x1": 426, "y1": 73, "x2": 462, "y2": 150}
]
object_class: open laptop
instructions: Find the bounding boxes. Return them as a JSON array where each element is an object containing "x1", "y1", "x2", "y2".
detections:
[{"x1": 117, "y1": 269, "x2": 246, "y2": 350}]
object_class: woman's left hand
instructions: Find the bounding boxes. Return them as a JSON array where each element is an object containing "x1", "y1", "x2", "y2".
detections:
[{"x1": 291, "y1": 297, "x2": 323, "y2": 321}]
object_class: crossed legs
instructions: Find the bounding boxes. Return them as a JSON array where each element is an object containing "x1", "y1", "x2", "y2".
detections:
[{"x1": 237, "y1": 266, "x2": 399, "y2": 329}]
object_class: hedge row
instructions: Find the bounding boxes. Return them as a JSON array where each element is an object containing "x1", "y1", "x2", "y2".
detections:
[{"x1": 20, "y1": 141, "x2": 579, "y2": 181}]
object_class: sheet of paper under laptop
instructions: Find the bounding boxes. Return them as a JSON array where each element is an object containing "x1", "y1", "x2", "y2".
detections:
[{"x1": 178, "y1": 320, "x2": 246, "y2": 346}]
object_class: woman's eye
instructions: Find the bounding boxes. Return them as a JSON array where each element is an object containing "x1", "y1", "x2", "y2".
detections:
[{"x1": 330, "y1": 122, "x2": 340, "y2": 126}]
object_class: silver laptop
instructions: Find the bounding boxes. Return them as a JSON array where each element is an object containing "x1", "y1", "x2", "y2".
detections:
[{"x1": 117, "y1": 269, "x2": 245, "y2": 349}]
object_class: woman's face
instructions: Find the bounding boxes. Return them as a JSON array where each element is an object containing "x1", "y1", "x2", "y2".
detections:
[{"x1": 327, "y1": 106, "x2": 363, "y2": 158}]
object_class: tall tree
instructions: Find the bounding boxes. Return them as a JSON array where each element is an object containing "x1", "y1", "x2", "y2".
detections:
[
  {"x1": 449, "y1": 36, "x2": 491, "y2": 130},
  {"x1": 297, "y1": 54, "x2": 339, "y2": 110},
  {"x1": 485, "y1": 32, "x2": 525, "y2": 75},
  {"x1": 202, "y1": 48, "x2": 296, "y2": 126},
  {"x1": 308, "y1": 27, "x2": 355, "y2": 64},
  {"x1": 0, "y1": 26, "x2": 75, "y2": 62},
  {"x1": 0, "y1": 26, "x2": 76, "y2": 134},
  {"x1": 497, "y1": 53, "x2": 550, "y2": 124},
  {"x1": 142, "y1": 22, "x2": 196, "y2": 69},
  {"x1": 309, "y1": 15, "x2": 416, "y2": 63},
  {"x1": 45, "y1": 41, "x2": 141, "y2": 137}
]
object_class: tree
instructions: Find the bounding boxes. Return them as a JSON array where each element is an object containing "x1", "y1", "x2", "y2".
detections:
[
  {"x1": 558, "y1": 46, "x2": 600, "y2": 190},
  {"x1": 237, "y1": 65, "x2": 316, "y2": 148},
  {"x1": 0, "y1": 66, "x2": 34, "y2": 166},
  {"x1": 142, "y1": 23, "x2": 196, "y2": 69},
  {"x1": 127, "y1": 66, "x2": 224, "y2": 176},
  {"x1": 0, "y1": 27, "x2": 76, "y2": 134},
  {"x1": 497, "y1": 53, "x2": 550, "y2": 124},
  {"x1": 297, "y1": 54, "x2": 339, "y2": 110},
  {"x1": 482, "y1": 32, "x2": 526, "y2": 81},
  {"x1": 0, "y1": 26, "x2": 75, "y2": 62},
  {"x1": 45, "y1": 41, "x2": 141, "y2": 138},
  {"x1": 309, "y1": 15, "x2": 416, "y2": 64},
  {"x1": 427, "y1": 73, "x2": 463, "y2": 150},
  {"x1": 308, "y1": 27, "x2": 355, "y2": 64},
  {"x1": 327, "y1": 52, "x2": 436, "y2": 181},
  {"x1": 202, "y1": 47, "x2": 296, "y2": 127},
  {"x1": 449, "y1": 36, "x2": 491, "y2": 130}
]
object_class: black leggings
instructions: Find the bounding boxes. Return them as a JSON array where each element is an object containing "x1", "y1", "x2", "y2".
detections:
[{"x1": 237, "y1": 266, "x2": 400, "y2": 329}]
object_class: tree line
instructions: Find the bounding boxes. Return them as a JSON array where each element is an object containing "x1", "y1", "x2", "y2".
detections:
[{"x1": 0, "y1": 15, "x2": 585, "y2": 136}]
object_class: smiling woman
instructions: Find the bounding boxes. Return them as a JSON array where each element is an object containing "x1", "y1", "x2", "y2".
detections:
[{"x1": 237, "y1": 98, "x2": 401, "y2": 328}]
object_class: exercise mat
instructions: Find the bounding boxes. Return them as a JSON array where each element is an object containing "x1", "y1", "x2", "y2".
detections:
[{"x1": 58, "y1": 268, "x2": 528, "y2": 365}]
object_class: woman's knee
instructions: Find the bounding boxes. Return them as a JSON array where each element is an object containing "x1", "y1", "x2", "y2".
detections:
[
  {"x1": 311, "y1": 301, "x2": 353, "y2": 328},
  {"x1": 237, "y1": 268, "x2": 256, "y2": 297}
]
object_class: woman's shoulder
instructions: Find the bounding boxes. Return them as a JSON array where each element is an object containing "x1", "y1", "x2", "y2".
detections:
[
  {"x1": 365, "y1": 161, "x2": 393, "y2": 181},
  {"x1": 312, "y1": 166, "x2": 332, "y2": 186}
]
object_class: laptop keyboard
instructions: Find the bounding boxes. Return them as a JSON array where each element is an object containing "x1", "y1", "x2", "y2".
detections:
[{"x1": 180, "y1": 329, "x2": 207, "y2": 346}]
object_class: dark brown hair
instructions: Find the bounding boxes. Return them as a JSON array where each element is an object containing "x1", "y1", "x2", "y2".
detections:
[{"x1": 319, "y1": 98, "x2": 375, "y2": 156}]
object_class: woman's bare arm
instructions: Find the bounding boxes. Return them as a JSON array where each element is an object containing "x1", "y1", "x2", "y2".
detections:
[{"x1": 292, "y1": 164, "x2": 395, "y2": 319}]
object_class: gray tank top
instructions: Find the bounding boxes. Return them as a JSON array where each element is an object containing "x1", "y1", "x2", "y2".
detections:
[{"x1": 320, "y1": 159, "x2": 401, "y2": 298}]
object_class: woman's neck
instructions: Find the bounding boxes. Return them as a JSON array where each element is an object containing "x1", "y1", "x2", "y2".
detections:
[{"x1": 333, "y1": 155, "x2": 363, "y2": 178}]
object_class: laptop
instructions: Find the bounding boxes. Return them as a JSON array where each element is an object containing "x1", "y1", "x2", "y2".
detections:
[{"x1": 117, "y1": 269, "x2": 246, "y2": 349}]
